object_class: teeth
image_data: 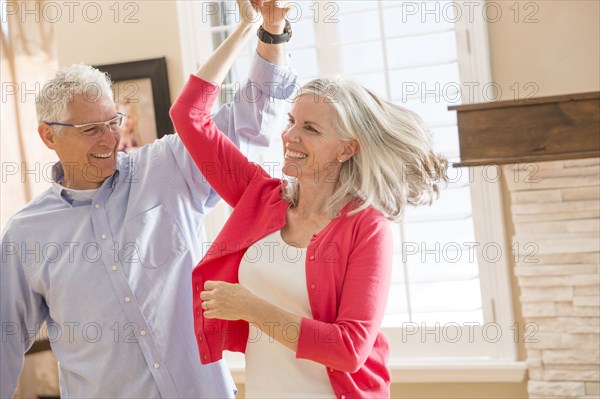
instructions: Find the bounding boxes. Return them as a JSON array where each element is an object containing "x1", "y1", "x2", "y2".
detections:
[
  {"x1": 91, "y1": 152, "x2": 113, "y2": 159},
  {"x1": 286, "y1": 150, "x2": 308, "y2": 159}
]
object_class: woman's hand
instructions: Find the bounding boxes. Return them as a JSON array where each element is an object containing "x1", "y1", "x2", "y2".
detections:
[
  {"x1": 201, "y1": 280, "x2": 258, "y2": 321},
  {"x1": 237, "y1": 0, "x2": 291, "y2": 32},
  {"x1": 260, "y1": 1, "x2": 293, "y2": 34},
  {"x1": 195, "y1": 0, "x2": 268, "y2": 83},
  {"x1": 201, "y1": 280, "x2": 302, "y2": 352},
  {"x1": 236, "y1": 0, "x2": 261, "y2": 25}
]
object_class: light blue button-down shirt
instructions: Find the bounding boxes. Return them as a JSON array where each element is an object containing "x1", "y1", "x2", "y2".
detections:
[{"x1": 0, "y1": 53, "x2": 297, "y2": 398}]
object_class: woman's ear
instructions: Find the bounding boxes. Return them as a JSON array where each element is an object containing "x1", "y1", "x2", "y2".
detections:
[
  {"x1": 38, "y1": 123, "x2": 57, "y2": 150},
  {"x1": 340, "y1": 139, "x2": 359, "y2": 161}
]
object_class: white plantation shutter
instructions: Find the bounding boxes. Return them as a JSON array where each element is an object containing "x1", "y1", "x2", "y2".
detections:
[{"x1": 180, "y1": 0, "x2": 519, "y2": 363}]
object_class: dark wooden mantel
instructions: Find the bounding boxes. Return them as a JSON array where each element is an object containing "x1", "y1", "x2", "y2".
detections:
[{"x1": 448, "y1": 91, "x2": 600, "y2": 167}]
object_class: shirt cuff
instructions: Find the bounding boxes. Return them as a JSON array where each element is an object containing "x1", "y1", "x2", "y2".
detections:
[
  {"x1": 296, "y1": 316, "x2": 323, "y2": 363},
  {"x1": 248, "y1": 50, "x2": 298, "y2": 100}
]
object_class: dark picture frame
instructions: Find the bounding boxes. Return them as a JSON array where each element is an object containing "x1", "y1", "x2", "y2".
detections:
[{"x1": 94, "y1": 58, "x2": 173, "y2": 144}]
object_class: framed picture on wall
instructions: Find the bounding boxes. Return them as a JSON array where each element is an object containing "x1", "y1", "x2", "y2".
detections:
[{"x1": 94, "y1": 57, "x2": 173, "y2": 153}]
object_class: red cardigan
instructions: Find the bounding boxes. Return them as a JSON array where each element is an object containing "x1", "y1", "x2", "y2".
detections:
[{"x1": 170, "y1": 76, "x2": 393, "y2": 399}]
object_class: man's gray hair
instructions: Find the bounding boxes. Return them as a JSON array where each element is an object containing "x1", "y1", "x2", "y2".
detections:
[{"x1": 36, "y1": 64, "x2": 113, "y2": 133}]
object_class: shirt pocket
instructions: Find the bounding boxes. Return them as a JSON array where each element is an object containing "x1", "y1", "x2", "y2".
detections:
[{"x1": 122, "y1": 204, "x2": 185, "y2": 269}]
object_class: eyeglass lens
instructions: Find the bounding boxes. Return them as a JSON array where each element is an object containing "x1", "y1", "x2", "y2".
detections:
[{"x1": 81, "y1": 114, "x2": 125, "y2": 136}]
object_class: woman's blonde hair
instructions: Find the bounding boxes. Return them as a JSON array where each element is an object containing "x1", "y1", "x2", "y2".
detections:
[{"x1": 282, "y1": 77, "x2": 448, "y2": 222}]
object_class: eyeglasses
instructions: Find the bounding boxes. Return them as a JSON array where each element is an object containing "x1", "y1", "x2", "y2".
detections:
[{"x1": 44, "y1": 112, "x2": 126, "y2": 137}]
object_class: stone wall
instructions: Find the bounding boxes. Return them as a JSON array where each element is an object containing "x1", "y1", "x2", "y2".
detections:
[{"x1": 503, "y1": 158, "x2": 600, "y2": 399}]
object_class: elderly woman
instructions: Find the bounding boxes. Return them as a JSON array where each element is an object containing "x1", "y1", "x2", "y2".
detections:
[{"x1": 170, "y1": 2, "x2": 447, "y2": 398}]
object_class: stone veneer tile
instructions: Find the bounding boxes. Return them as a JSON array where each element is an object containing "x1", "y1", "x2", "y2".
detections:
[{"x1": 528, "y1": 380, "x2": 586, "y2": 397}]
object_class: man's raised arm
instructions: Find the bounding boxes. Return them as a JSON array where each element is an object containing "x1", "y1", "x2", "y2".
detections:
[{"x1": 210, "y1": 0, "x2": 297, "y2": 156}]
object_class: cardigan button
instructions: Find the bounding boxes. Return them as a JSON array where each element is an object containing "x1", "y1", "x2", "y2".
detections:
[
  {"x1": 329, "y1": 367, "x2": 334, "y2": 373},
  {"x1": 309, "y1": 255, "x2": 315, "y2": 261},
  {"x1": 310, "y1": 284, "x2": 316, "y2": 289}
]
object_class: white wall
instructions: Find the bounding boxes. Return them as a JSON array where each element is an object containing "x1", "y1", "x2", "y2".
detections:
[
  {"x1": 54, "y1": 0, "x2": 185, "y2": 101},
  {"x1": 488, "y1": 0, "x2": 600, "y2": 99}
]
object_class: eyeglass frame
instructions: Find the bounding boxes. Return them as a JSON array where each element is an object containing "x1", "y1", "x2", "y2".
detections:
[{"x1": 43, "y1": 112, "x2": 127, "y2": 136}]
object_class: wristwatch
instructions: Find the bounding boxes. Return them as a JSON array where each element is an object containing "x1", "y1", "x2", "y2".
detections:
[{"x1": 257, "y1": 20, "x2": 292, "y2": 44}]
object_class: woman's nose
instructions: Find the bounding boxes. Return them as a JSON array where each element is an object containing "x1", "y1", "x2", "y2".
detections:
[{"x1": 282, "y1": 126, "x2": 300, "y2": 142}]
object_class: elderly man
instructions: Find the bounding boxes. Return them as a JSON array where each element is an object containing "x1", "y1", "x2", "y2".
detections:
[{"x1": 0, "y1": 1, "x2": 296, "y2": 397}]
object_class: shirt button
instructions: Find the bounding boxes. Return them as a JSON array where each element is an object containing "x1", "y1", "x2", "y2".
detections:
[
  {"x1": 309, "y1": 255, "x2": 315, "y2": 261},
  {"x1": 111, "y1": 265, "x2": 118, "y2": 271},
  {"x1": 202, "y1": 355, "x2": 207, "y2": 361},
  {"x1": 94, "y1": 204, "x2": 100, "y2": 209},
  {"x1": 153, "y1": 362, "x2": 160, "y2": 369},
  {"x1": 140, "y1": 330, "x2": 146, "y2": 336},
  {"x1": 195, "y1": 285, "x2": 200, "y2": 292},
  {"x1": 310, "y1": 284, "x2": 316, "y2": 289},
  {"x1": 198, "y1": 335, "x2": 203, "y2": 342},
  {"x1": 125, "y1": 296, "x2": 131, "y2": 303},
  {"x1": 101, "y1": 233, "x2": 107, "y2": 240}
]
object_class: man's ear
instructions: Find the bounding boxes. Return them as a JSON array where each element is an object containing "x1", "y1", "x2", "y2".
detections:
[{"x1": 38, "y1": 124, "x2": 58, "y2": 150}]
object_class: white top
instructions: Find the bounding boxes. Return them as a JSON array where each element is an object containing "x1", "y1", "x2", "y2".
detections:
[{"x1": 238, "y1": 231, "x2": 336, "y2": 399}]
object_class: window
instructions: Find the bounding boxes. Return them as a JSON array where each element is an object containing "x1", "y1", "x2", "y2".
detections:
[{"x1": 178, "y1": 0, "x2": 523, "y2": 379}]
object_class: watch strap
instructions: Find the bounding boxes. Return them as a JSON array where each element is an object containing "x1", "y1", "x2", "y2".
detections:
[{"x1": 257, "y1": 20, "x2": 292, "y2": 44}]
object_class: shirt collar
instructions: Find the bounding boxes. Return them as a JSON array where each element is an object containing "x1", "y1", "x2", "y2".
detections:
[{"x1": 50, "y1": 161, "x2": 121, "y2": 203}]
